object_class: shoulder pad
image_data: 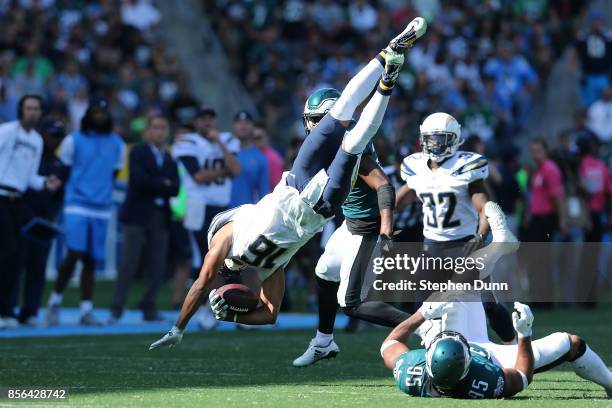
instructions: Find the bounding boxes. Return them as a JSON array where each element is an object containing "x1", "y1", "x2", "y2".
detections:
[
  {"x1": 451, "y1": 152, "x2": 488, "y2": 176},
  {"x1": 401, "y1": 153, "x2": 424, "y2": 177}
]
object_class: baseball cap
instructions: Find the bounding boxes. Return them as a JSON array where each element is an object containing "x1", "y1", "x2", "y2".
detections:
[
  {"x1": 40, "y1": 117, "x2": 66, "y2": 138},
  {"x1": 196, "y1": 105, "x2": 217, "y2": 117},
  {"x1": 234, "y1": 110, "x2": 253, "y2": 122}
]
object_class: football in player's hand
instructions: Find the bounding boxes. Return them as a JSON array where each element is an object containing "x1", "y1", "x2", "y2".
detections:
[{"x1": 216, "y1": 284, "x2": 259, "y2": 313}]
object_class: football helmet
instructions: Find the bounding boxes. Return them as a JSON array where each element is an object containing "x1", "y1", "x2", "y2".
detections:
[
  {"x1": 419, "y1": 112, "x2": 462, "y2": 162},
  {"x1": 302, "y1": 88, "x2": 341, "y2": 135},
  {"x1": 425, "y1": 330, "x2": 472, "y2": 393}
]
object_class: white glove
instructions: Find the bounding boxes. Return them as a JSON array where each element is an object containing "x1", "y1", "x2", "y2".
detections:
[
  {"x1": 418, "y1": 302, "x2": 455, "y2": 320},
  {"x1": 512, "y1": 302, "x2": 534, "y2": 338},
  {"x1": 149, "y1": 326, "x2": 183, "y2": 350},
  {"x1": 408, "y1": 17, "x2": 428, "y2": 39},
  {"x1": 209, "y1": 289, "x2": 229, "y2": 321}
]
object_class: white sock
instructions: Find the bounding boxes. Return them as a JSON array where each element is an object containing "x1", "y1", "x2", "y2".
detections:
[
  {"x1": 48, "y1": 292, "x2": 63, "y2": 306},
  {"x1": 80, "y1": 300, "x2": 93, "y2": 315},
  {"x1": 343, "y1": 91, "x2": 390, "y2": 154},
  {"x1": 330, "y1": 58, "x2": 385, "y2": 121},
  {"x1": 571, "y1": 346, "x2": 612, "y2": 390},
  {"x1": 314, "y1": 330, "x2": 333, "y2": 347}
]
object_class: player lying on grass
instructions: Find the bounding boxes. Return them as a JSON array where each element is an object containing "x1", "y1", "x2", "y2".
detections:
[
  {"x1": 149, "y1": 17, "x2": 428, "y2": 350},
  {"x1": 386, "y1": 301, "x2": 612, "y2": 398},
  {"x1": 381, "y1": 301, "x2": 535, "y2": 398},
  {"x1": 433, "y1": 301, "x2": 612, "y2": 398}
]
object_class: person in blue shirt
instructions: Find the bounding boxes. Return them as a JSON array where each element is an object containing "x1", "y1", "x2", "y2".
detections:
[
  {"x1": 45, "y1": 97, "x2": 125, "y2": 326},
  {"x1": 228, "y1": 111, "x2": 270, "y2": 207}
]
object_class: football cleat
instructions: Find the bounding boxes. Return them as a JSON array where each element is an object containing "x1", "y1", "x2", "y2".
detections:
[
  {"x1": 46, "y1": 303, "x2": 60, "y2": 326},
  {"x1": 79, "y1": 312, "x2": 104, "y2": 326},
  {"x1": 485, "y1": 201, "x2": 519, "y2": 253},
  {"x1": 388, "y1": 17, "x2": 427, "y2": 53},
  {"x1": 292, "y1": 339, "x2": 340, "y2": 367}
]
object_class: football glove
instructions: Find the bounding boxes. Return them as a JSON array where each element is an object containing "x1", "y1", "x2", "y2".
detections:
[
  {"x1": 463, "y1": 234, "x2": 485, "y2": 256},
  {"x1": 418, "y1": 302, "x2": 455, "y2": 320},
  {"x1": 512, "y1": 302, "x2": 534, "y2": 338},
  {"x1": 149, "y1": 326, "x2": 183, "y2": 350},
  {"x1": 209, "y1": 289, "x2": 229, "y2": 321}
]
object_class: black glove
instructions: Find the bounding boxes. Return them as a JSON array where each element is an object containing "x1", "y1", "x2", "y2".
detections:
[{"x1": 463, "y1": 234, "x2": 485, "y2": 256}]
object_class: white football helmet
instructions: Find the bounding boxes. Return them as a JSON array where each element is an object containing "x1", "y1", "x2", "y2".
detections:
[{"x1": 419, "y1": 112, "x2": 462, "y2": 162}]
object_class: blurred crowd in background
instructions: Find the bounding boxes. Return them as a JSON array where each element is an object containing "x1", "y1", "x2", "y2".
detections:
[{"x1": 0, "y1": 0, "x2": 611, "y2": 329}]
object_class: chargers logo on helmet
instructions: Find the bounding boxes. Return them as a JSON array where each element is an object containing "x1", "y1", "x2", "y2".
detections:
[{"x1": 419, "y1": 112, "x2": 462, "y2": 162}]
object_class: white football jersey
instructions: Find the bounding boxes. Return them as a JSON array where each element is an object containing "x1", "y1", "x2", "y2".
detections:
[
  {"x1": 400, "y1": 151, "x2": 488, "y2": 241},
  {"x1": 208, "y1": 170, "x2": 330, "y2": 281},
  {"x1": 172, "y1": 132, "x2": 240, "y2": 206}
]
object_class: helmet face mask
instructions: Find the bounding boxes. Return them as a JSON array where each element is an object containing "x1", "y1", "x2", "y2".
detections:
[
  {"x1": 302, "y1": 88, "x2": 341, "y2": 135},
  {"x1": 425, "y1": 330, "x2": 472, "y2": 393},
  {"x1": 419, "y1": 112, "x2": 462, "y2": 162},
  {"x1": 420, "y1": 131, "x2": 459, "y2": 162}
]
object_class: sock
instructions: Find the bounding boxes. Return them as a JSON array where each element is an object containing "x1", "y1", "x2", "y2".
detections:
[
  {"x1": 316, "y1": 276, "x2": 340, "y2": 334},
  {"x1": 571, "y1": 345, "x2": 612, "y2": 390},
  {"x1": 80, "y1": 300, "x2": 93, "y2": 315},
  {"x1": 484, "y1": 302, "x2": 516, "y2": 343},
  {"x1": 48, "y1": 292, "x2": 63, "y2": 306},
  {"x1": 330, "y1": 57, "x2": 385, "y2": 121},
  {"x1": 314, "y1": 330, "x2": 333, "y2": 347},
  {"x1": 343, "y1": 301, "x2": 410, "y2": 327},
  {"x1": 343, "y1": 91, "x2": 390, "y2": 154}
]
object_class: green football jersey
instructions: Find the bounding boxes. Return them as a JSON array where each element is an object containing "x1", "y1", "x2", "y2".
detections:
[
  {"x1": 393, "y1": 343, "x2": 505, "y2": 399},
  {"x1": 341, "y1": 142, "x2": 380, "y2": 219}
]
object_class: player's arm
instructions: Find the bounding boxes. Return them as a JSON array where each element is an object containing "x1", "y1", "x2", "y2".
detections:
[
  {"x1": 469, "y1": 179, "x2": 490, "y2": 238},
  {"x1": 395, "y1": 184, "x2": 416, "y2": 211},
  {"x1": 502, "y1": 302, "x2": 535, "y2": 397},
  {"x1": 174, "y1": 223, "x2": 233, "y2": 330},
  {"x1": 381, "y1": 303, "x2": 453, "y2": 368},
  {"x1": 209, "y1": 129, "x2": 241, "y2": 177},
  {"x1": 359, "y1": 155, "x2": 394, "y2": 238},
  {"x1": 178, "y1": 155, "x2": 228, "y2": 184},
  {"x1": 234, "y1": 268, "x2": 285, "y2": 325}
]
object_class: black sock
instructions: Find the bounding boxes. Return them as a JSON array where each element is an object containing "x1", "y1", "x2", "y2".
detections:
[
  {"x1": 343, "y1": 301, "x2": 410, "y2": 327},
  {"x1": 316, "y1": 276, "x2": 340, "y2": 334},
  {"x1": 484, "y1": 302, "x2": 516, "y2": 343}
]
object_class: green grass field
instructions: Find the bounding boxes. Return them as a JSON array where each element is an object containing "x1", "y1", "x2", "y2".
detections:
[{"x1": 1, "y1": 307, "x2": 611, "y2": 407}]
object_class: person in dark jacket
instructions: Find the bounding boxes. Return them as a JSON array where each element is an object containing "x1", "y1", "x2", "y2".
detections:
[
  {"x1": 110, "y1": 115, "x2": 179, "y2": 322},
  {"x1": 15, "y1": 118, "x2": 67, "y2": 326}
]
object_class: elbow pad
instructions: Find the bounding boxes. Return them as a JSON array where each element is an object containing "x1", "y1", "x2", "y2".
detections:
[{"x1": 377, "y1": 183, "x2": 395, "y2": 210}]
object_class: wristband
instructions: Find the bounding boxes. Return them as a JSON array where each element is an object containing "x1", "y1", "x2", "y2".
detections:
[
  {"x1": 380, "y1": 340, "x2": 399, "y2": 358},
  {"x1": 377, "y1": 184, "x2": 395, "y2": 211},
  {"x1": 517, "y1": 369, "x2": 529, "y2": 390}
]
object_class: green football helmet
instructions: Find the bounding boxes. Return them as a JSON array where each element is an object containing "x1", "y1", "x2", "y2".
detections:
[
  {"x1": 302, "y1": 87, "x2": 341, "y2": 134},
  {"x1": 425, "y1": 331, "x2": 472, "y2": 393}
]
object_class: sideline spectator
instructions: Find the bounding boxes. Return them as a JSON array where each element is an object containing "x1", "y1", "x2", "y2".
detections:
[
  {"x1": 576, "y1": 136, "x2": 612, "y2": 305},
  {"x1": 15, "y1": 118, "x2": 67, "y2": 326},
  {"x1": 229, "y1": 111, "x2": 269, "y2": 207},
  {"x1": 171, "y1": 107, "x2": 240, "y2": 260},
  {"x1": 253, "y1": 123, "x2": 283, "y2": 189},
  {"x1": 525, "y1": 138, "x2": 566, "y2": 308},
  {"x1": 46, "y1": 97, "x2": 125, "y2": 326},
  {"x1": 575, "y1": 11, "x2": 612, "y2": 107},
  {"x1": 110, "y1": 115, "x2": 179, "y2": 322},
  {"x1": 0, "y1": 95, "x2": 60, "y2": 328},
  {"x1": 586, "y1": 86, "x2": 612, "y2": 143}
]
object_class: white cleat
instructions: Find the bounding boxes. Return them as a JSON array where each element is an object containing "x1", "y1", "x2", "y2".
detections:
[
  {"x1": 388, "y1": 17, "x2": 428, "y2": 52},
  {"x1": 293, "y1": 339, "x2": 340, "y2": 367},
  {"x1": 46, "y1": 303, "x2": 60, "y2": 326},
  {"x1": 485, "y1": 201, "x2": 519, "y2": 253}
]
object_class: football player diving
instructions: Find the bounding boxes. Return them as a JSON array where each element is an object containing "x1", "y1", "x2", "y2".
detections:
[
  {"x1": 396, "y1": 112, "x2": 518, "y2": 344},
  {"x1": 149, "y1": 17, "x2": 428, "y2": 350}
]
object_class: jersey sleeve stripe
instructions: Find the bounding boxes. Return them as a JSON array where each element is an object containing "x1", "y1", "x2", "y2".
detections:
[
  {"x1": 401, "y1": 162, "x2": 416, "y2": 176},
  {"x1": 453, "y1": 158, "x2": 488, "y2": 175}
]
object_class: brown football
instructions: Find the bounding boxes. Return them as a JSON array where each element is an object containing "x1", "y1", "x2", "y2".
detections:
[{"x1": 216, "y1": 283, "x2": 259, "y2": 313}]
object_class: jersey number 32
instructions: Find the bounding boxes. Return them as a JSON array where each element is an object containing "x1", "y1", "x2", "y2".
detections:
[{"x1": 419, "y1": 192, "x2": 461, "y2": 229}]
